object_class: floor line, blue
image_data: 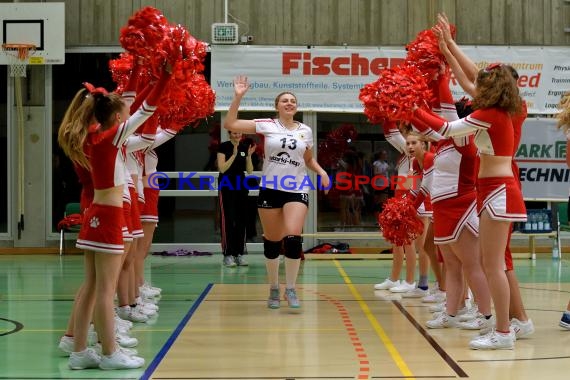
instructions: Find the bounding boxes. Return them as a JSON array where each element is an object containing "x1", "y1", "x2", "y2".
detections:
[{"x1": 139, "y1": 283, "x2": 213, "y2": 380}]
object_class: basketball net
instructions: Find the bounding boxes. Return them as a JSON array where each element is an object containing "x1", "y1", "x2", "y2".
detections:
[{"x1": 1, "y1": 43, "x2": 36, "y2": 77}]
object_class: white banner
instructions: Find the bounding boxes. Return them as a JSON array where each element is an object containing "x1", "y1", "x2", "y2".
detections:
[
  {"x1": 516, "y1": 118, "x2": 569, "y2": 200},
  {"x1": 211, "y1": 45, "x2": 570, "y2": 114}
]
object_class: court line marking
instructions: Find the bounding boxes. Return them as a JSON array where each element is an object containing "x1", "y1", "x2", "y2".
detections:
[
  {"x1": 0, "y1": 317, "x2": 24, "y2": 336},
  {"x1": 140, "y1": 283, "x2": 213, "y2": 380},
  {"x1": 304, "y1": 288, "x2": 371, "y2": 380},
  {"x1": 459, "y1": 355, "x2": 570, "y2": 363},
  {"x1": 391, "y1": 301, "x2": 468, "y2": 378},
  {"x1": 333, "y1": 260, "x2": 415, "y2": 379}
]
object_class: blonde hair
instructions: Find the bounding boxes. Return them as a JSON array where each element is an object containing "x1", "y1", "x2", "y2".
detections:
[
  {"x1": 557, "y1": 92, "x2": 570, "y2": 133},
  {"x1": 406, "y1": 132, "x2": 429, "y2": 151},
  {"x1": 57, "y1": 88, "x2": 92, "y2": 169},
  {"x1": 58, "y1": 88, "x2": 124, "y2": 169}
]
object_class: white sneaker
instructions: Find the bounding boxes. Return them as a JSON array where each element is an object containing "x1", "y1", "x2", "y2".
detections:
[
  {"x1": 140, "y1": 288, "x2": 160, "y2": 300},
  {"x1": 374, "y1": 278, "x2": 400, "y2": 290},
  {"x1": 433, "y1": 305, "x2": 469, "y2": 319},
  {"x1": 94, "y1": 344, "x2": 138, "y2": 357},
  {"x1": 459, "y1": 314, "x2": 495, "y2": 330},
  {"x1": 114, "y1": 314, "x2": 133, "y2": 330},
  {"x1": 136, "y1": 303, "x2": 158, "y2": 317},
  {"x1": 422, "y1": 289, "x2": 446, "y2": 303},
  {"x1": 69, "y1": 348, "x2": 101, "y2": 370},
  {"x1": 426, "y1": 312, "x2": 459, "y2": 329},
  {"x1": 429, "y1": 302, "x2": 446, "y2": 313},
  {"x1": 140, "y1": 284, "x2": 161, "y2": 298},
  {"x1": 143, "y1": 282, "x2": 162, "y2": 293},
  {"x1": 116, "y1": 331, "x2": 138, "y2": 348},
  {"x1": 479, "y1": 323, "x2": 518, "y2": 340},
  {"x1": 402, "y1": 287, "x2": 428, "y2": 298},
  {"x1": 510, "y1": 318, "x2": 534, "y2": 339},
  {"x1": 469, "y1": 330, "x2": 515, "y2": 350},
  {"x1": 99, "y1": 349, "x2": 145, "y2": 370},
  {"x1": 58, "y1": 335, "x2": 74, "y2": 355},
  {"x1": 117, "y1": 305, "x2": 149, "y2": 323},
  {"x1": 390, "y1": 281, "x2": 416, "y2": 293},
  {"x1": 136, "y1": 297, "x2": 159, "y2": 312},
  {"x1": 458, "y1": 304, "x2": 479, "y2": 322}
]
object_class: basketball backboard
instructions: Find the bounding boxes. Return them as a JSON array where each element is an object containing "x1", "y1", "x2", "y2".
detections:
[{"x1": 0, "y1": 2, "x2": 65, "y2": 65}]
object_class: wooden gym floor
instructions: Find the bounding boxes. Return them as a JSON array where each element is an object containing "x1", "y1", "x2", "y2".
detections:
[{"x1": 0, "y1": 253, "x2": 569, "y2": 380}]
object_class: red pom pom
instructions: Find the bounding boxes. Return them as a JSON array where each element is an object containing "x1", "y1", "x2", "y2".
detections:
[
  {"x1": 109, "y1": 53, "x2": 134, "y2": 94},
  {"x1": 405, "y1": 29, "x2": 446, "y2": 81},
  {"x1": 378, "y1": 196, "x2": 424, "y2": 246},
  {"x1": 359, "y1": 65, "x2": 432, "y2": 123}
]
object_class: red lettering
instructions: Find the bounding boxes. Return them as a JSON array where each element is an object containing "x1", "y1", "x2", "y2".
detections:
[
  {"x1": 370, "y1": 175, "x2": 388, "y2": 190},
  {"x1": 353, "y1": 175, "x2": 370, "y2": 190},
  {"x1": 282, "y1": 52, "x2": 302, "y2": 75},
  {"x1": 335, "y1": 172, "x2": 352, "y2": 190},
  {"x1": 331, "y1": 57, "x2": 350, "y2": 75},
  {"x1": 389, "y1": 58, "x2": 406, "y2": 68},
  {"x1": 529, "y1": 73, "x2": 540, "y2": 87},
  {"x1": 391, "y1": 175, "x2": 406, "y2": 190},
  {"x1": 303, "y1": 52, "x2": 311, "y2": 74},
  {"x1": 282, "y1": 52, "x2": 401, "y2": 76},
  {"x1": 518, "y1": 75, "x2": 529, "y2": 87},
  {"x1": 408, "y1": 175, "x2": 422, "y2": 190},
  {"x1": 312, "y1": 56, "x2": 331, "y2": 75},
  {"x1": 370, "y1": 58, "x2": 389, "y2": 75},
  {"x1": 351, "y1": 53, "x2": 370, "y2": 75}
]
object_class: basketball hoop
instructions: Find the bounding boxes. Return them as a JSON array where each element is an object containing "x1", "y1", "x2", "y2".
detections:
[{"x1": 1, "y1": 43, "x2": 36, "y2": 77}]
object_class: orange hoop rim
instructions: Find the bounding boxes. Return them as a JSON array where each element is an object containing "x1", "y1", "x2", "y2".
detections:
[{"x1": 2, "y1": 43, "x2": 36, "y2": 60}]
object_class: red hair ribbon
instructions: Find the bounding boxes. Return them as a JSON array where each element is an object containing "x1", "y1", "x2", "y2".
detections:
[
  {"x1": 484, "y1": 62, "x2": 503, "y2": 72},
  {"x1": 83, "y1": 82, "x2": 109, "y2": 96}
]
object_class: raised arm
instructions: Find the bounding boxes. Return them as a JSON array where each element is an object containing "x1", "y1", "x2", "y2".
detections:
[
  {"x1": 223, "y1": 75, "x2": 257, "y2": 134},
  {"x1": 113, "y1": 66, "x2": 171, "y2": 147},
  {"x1": 433, "y1": 23, "x2": 477, "y2": 98},
  {"x1": 382, "y1": 121, "x2": 407, "y2": 153},
  {"x1": 438, "y1": 13, "x2": 478, "y2": 83}
]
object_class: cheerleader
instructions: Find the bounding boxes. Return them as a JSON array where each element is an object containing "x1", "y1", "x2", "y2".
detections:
[
  {"x1": 435, "y1": 14, "x2": 534, "y2": 339},
  {"x1": 373, "y1": 122, "x2": 417, "y2": 293},
  {"x1": 413, "y1": 61, "x2": 525, "y2": 350},
  {"x1": 60, "y1": 63, "x2": 170, "y2": 369}
]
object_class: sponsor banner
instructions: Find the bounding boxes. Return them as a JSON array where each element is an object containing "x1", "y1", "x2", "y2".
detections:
[
  {"x1": 211, "y1": 45, "x2": 570, "y2": 114},
  {"x1": 516, "y1": 118, "x2": 568, "y2": 200}
]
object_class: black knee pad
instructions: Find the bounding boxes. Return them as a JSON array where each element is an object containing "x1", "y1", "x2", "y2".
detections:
[
  {"x1": 263, "y1": 238, "x2": 282, "y2": 259},
  {"x1": 283, "y1": 235, "x2": 303, "y2": 259}
]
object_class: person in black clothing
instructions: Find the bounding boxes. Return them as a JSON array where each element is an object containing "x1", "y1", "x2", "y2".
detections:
[{"x1": 217, "y1": 131, "x2": 256, "y2": 266}]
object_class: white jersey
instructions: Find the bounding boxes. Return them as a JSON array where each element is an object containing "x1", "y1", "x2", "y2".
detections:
[{"x1": 255, "y1": 118, "x2": 313, "y2": 193}]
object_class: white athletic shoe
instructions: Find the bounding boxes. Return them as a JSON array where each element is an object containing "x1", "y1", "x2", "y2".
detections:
[
  {"x1": 459, "y1": 314, "x2": 495, "y2": 330},
  {"x1": 469, "y1": 330, "x2": 515, "y2": 350},
  {"x1": 510, "y1": 318, "x2": 535, "y2": 339},
  {"x1": 458, "y1": 304, "x2": 479, "y2": 322},
  {"x1": 422, "y1": 289, "x2": 446, "y2": 303},
  {"x1": 99, "y1": 349, "x2": 145, "y2": 370},
  {"x1": 429, "y1": 302, "x2": 446, "y2": 313},
  {"x1": 374, "y1": 278, "x2": 400, "y2": 290},
  {"x1": 426, "y1": 312, "x2": 459, "y2": 329},
  {"x1": 389, "y1": 281, "x2": 416, "y2": 293},
  {"x1": 401, "y1": 287, "x2": 428, "y2": 298},
  {"x1": 68, "y1": 348, "x2": 101, "y2": 370}
]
